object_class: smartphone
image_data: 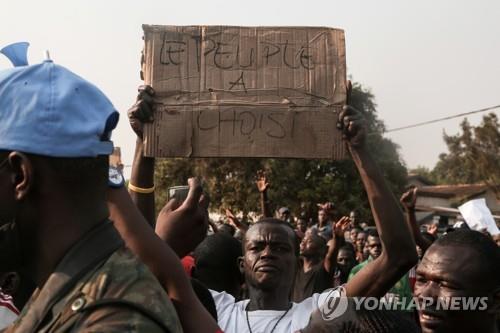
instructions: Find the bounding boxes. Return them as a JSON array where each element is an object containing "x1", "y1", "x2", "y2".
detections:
[{"x1": 168, "y1": 186, "x2": 189, "y2": 203}]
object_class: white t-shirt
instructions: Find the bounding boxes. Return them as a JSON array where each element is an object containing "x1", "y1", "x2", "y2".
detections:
[
  {"x1": 210, "y1": 289, "x2": 338, "y2": 333},
  {"x1": 0, "y1": 292, "x2": 18, "y2": 330}
]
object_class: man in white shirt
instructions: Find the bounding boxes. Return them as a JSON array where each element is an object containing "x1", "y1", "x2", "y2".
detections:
[
  {"x1": 210, "y1": 104, "x2": 418, "y2": 333},
  {"x1": 211, "y1": 220, "x2": 343, "y2": 332}
]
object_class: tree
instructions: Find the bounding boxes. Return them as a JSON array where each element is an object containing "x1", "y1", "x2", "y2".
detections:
[
  {"x1": 154, "y1": 82, "x2": 408, "y2": 224},
  {"x1": 432, "y1": 113, "x2": 500, "y2": 192}
]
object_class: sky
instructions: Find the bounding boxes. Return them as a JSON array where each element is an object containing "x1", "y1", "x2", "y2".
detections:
[{"x1": 1, "y1": 0, "x2": 499, "y2": 177}]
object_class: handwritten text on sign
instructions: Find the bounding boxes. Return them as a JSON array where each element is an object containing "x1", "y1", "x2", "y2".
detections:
[
  {"x1": 147, "y1": 107, "x2": 345, "y2": 159},
  {"x1": 161, "y1": 37, "x2": 315, "y2": 93},
  {"x1": 142, "y1": 25, "x2": 347, "y2": 158},
  {"x1": 161, "y1": 33, "x2": 315, "y2": 72}
]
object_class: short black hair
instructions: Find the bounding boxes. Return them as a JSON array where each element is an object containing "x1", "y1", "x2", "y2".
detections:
[
  {"x1": 339, "y1": 245, "x2": 356, "y2": 257},
  {"x1": 434, "y1": 229, "x2": 500, "y2": 286},
  {"x1": 367, "y1": 229, "x2": 379, "y2": 239},
  {"x1": 246, "y1": 218, "x2": 300, "y2": 256},
  {"x1": 193, "y1": 233, "x2": 243, "y2": 293},
  {"x1": 218, "y1": 224, "x2": 236, "y2": 236},
  {"x1": 194, "y1": 233, "x2": 242, "y2": 270},
  {"x1": 308, "y1": 231, "x2": 327, "y2": 257}
]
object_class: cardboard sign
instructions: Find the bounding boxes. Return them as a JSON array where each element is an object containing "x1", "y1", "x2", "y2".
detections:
[{"x1": 142, "y1": 25, "x2": 347, "y2": 159}]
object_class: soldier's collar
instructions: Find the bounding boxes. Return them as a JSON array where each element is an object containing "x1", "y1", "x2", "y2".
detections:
[{"x1": 13, "y1": 221, "x2": 123, "y2": 332}]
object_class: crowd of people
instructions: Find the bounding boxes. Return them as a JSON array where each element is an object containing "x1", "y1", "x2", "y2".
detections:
[{"x1": 0, "y1": 42, "x2": 499, "y2": 333}]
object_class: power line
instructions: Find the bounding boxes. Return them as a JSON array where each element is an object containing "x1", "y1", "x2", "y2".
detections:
[{"x1": 385, "y1": 104, "x2": 500, "y2": 133}]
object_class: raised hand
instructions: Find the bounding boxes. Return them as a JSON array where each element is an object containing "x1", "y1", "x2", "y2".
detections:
[
  {"x1": 400, "y1": 187, "x2": 418, "y2": 211},
  {"x1": 401, "y1": 187, "x2": 434, "y2": 254},
  {"x1": 340, "y1": 83, "x2": 417, "y2": 298},
  {"x1": 225, "y1": 208, "x2": 238, "y2": 225},
  {"x1": 338, "y1": 105, "x2": 367, "y2": 148},
  {"x1": 128, "y1": 85, "x2": 155, "y2": 140},
  {"x1": 426, "y1": 223, "x2": 438, "y2": 236},
  {"x1": 324, "y1": 216, "x2": 351, "y2": 274},
  {"x1": 225, "y1": 208, "x2": 248, "y2": 232},
  {"x1": 333, "y1": 216, "x2": 351, "y2": 239},
  {"x1": 155, "y1": 177, "x2": 209, "y2": 257},
  {"x1": 128, "y1": 85, "x2": 156, "y2": 225},
  {"x1": 255, "y1": 170, "x2": 270, "y2": 193}
]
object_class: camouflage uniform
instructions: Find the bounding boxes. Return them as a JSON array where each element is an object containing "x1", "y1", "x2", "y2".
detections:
[{"x1": 3, "y1": 221, "x2": 183, "y2": 333}]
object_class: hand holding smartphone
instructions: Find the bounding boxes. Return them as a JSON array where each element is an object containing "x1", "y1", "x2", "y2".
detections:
[{"x1": 168, "y1": 186, "x2": 190, "y2": 203}]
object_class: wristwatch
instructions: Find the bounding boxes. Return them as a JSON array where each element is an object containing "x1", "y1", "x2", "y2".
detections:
[{"x1": 108, "y1": 166, "x2": 125, "y2": 188}]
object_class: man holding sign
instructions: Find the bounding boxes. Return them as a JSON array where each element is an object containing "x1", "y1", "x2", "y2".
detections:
[{"x1": 130, "y1": 83, "x2": 418, "y2": 332}]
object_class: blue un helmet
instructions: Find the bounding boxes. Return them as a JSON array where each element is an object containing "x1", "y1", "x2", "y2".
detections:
[{"x1": 0, "y1": 42, "x2": 119, "y2": 157}]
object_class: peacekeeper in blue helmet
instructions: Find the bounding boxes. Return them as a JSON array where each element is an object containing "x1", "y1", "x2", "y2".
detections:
[{"x1": 0, "y1": 42, "x2": 182, "y2": 333}]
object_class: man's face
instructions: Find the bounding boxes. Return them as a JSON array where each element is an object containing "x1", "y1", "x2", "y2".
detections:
[
  {"x1": 367, "y1": 235, "x2": 382, "y2": 259},
  {"x1": 355, "y1": 232, "x2": 366, "y2": 250},
  {"x1": 414, "y1": 244, "x2": 497, "y2": 333},
  {"x1": 242, "y1": 223, "x2": 297, "y2": 291},
  {"x1": 299, "y1": 233, "x2": 322, "y2": 257},
  {"x1": 337, "y1": 249, "x2": 356, "y2": 275},
  {"x1": 350, "y1": 229, "x2": 359, "y2": 244},
  {"x1": 349, "y1": 211, "x2": 357, "y2": 224},
  {"x1": 297, "y1": 219, "x2": 307, "y2": 233},
  {"x1": 280, "y1": 211, "x2": 290, "y2": 221},
  {"x1": 318, "y1": 210, "x2": 327, "y2": 224}
]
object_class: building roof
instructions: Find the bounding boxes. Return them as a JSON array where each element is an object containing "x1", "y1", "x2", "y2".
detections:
[{"x1": 418, "y1": 184, "x2": 490, "y2": 200}]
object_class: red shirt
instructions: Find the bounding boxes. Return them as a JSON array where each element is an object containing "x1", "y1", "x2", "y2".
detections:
[{"x1": 181, "y1": 254, "x2": 195, "y2": 277}]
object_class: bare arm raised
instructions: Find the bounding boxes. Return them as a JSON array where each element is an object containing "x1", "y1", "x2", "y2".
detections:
[
  {"x1": 256, "y1": 170, "x2": 272, "y2": 218},
  {"x1": 225, "y1": 208, "x2": 249, "y2": 233},
  {"x1": 107, "y1": 183, "x2": 220, "y2": 333},
  {"x1": 400, "y1": 187, "x2": 433, "y2": 253},
  {"x1": 127, "y1": 85, "x2": 156, "y2": 226},
  {"x1": 323, "y1": 216, "x2": 350, "y2": 275},
  {"x1": 340, "y1": 97, "x2": 417, "y2": 297}
]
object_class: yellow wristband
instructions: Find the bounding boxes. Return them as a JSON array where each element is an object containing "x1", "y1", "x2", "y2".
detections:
[{"x1": 128, "y1": 183, "x2": 155, "y2": 194}]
